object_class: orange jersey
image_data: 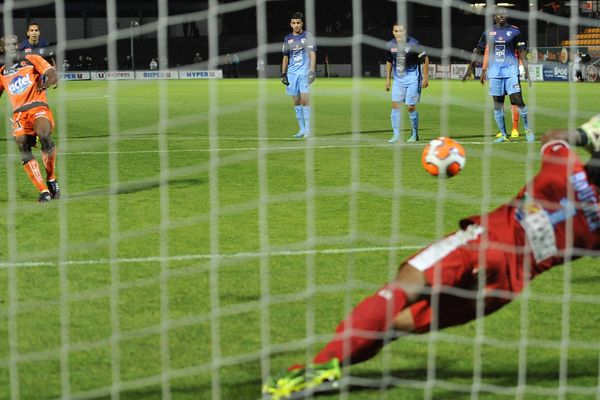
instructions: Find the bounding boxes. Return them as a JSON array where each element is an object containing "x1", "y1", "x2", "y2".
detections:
[{"x1": 0, "y1": 54, "x2": 53, "y2": 112}]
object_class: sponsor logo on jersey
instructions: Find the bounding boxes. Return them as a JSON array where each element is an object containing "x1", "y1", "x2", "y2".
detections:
[
  {"x1": 391, "y1": 47, "x2": 397, "y2": 52},
  {"x1": 507, "y1": 32, "x2": 512, "y2": 37},
  {"x1": 489, "y1": 31, "x2": 497, "y2": 36},
  {"x1": 8, "y1": 74, "x2": 33, "y2": 95},
  {"x1": 570, "y1": 172, "x2": 600, "y2": 231},
  {"x1": 287, "y1": 39, "x2": 294, "y2": 43}
]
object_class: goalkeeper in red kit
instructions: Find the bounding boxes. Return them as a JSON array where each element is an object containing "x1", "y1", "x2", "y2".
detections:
[
  {"x1": 263, "y1": 115, "x2": 600, "y2": 399},
  {"x1": 0, "y1": 35, "x2": 59, "y2": 203}
]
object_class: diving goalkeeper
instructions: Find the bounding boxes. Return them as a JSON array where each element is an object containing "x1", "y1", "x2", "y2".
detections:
[{"x1": 263, "y1": 116, "x2": 600, "y2": 399}]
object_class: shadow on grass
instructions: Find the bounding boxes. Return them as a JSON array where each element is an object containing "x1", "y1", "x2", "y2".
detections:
[{"x1": 70, "y1": 177, "x2": 204, "y2": 198}]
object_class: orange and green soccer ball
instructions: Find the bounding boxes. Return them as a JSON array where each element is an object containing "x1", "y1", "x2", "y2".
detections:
[{"x1": 421, "y1": 137, "x2": 466, "y2": 178}]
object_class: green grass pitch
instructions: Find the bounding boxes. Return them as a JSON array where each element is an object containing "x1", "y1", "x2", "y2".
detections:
[{"x1": 0, "y1": 78, "x2": 599, "y2": 399}]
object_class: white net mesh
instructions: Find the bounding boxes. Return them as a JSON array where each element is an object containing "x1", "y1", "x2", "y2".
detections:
[{"x1": 1, "y1": 0, "x2": 600, "y2": 399}]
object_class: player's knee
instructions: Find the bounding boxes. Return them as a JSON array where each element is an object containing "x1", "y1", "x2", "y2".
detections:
[
  {"x1": 39, "y1": 135, "x2": 55, "y2": 152},
  {"x1": 407, "y1": 105, "x2": 416, "y2": 112},
  {"x1": 15, "y1": 136, "x2": 35, "y2": 164},
  {"x1": 510, "y1": 94, "x2": 525, "y2": 107}
]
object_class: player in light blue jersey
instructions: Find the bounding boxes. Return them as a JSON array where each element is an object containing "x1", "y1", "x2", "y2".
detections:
[
  {"x1": 463, "y1": 30, "x2": 523, "y2": 139},
  {"x1": 480, "y1": 7, "x2": 534, "y2": 143},
  {"x1": 385, "y1": 23, "x2": 429, "y2": 143},
  {"x1": 281, "y1": 12, "x2": 317, "y2": 139}
]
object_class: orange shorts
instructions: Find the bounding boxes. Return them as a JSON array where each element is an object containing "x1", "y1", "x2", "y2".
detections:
[{"x1": 11, "y1": 106, "x2": 55, "y2": 137}]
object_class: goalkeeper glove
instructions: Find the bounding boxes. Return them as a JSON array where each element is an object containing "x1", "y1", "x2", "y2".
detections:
[
  {"x1": 281, "y1": 73, "x2": 289, "y2": 86},
  {"x1": 308, "y1": 71, "x2": 316, "y2": 84},
  {"x1": 580, "y1": 114, "x2": 600, "y2": 152}
]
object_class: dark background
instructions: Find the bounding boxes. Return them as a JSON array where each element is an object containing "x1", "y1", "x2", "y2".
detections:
[{"x1": 3, "y1": 0, "x2": 594, "y2": 75}]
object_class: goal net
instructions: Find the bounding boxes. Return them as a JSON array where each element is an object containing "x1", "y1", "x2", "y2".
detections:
[{"x1": 1, "y1": 0, "x2": 599, "y2": 399}]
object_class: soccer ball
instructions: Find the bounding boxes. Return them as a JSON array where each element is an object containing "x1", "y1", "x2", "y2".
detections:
[{"x1": 421, "y1": 137, "x2": 466, "y2": 178}]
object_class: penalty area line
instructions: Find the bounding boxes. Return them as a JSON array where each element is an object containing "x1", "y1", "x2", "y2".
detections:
[{"x1": 0, "y1": 245, "x2": 423, "y2": 269}]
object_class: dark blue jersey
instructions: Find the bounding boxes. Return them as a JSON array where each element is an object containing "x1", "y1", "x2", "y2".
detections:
[
  {"x1": 19, "y1": 38, "x2": 54, "y2": 62},
  {"x1": 386, "y1": 36, "x2": 426, "y2": 82}
]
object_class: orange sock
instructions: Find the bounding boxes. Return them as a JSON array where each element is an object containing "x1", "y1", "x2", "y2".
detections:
[
  {"x1": 511, "y1": 104, "x2": 519, "y2": 131},
  {"x1": 42, "y1": 146, "x2": 57, "y2": 181},
  {"x1": 23, "y1": 159, "x2": 48, "y2": 192}
]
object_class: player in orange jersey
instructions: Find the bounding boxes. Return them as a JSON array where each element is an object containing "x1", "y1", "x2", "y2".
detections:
[{"x1": 0, "y1": 34, "x2": 59, "y2": 203}]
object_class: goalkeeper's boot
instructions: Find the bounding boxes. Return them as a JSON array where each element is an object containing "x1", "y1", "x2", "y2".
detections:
[
  {"x1": 495, "y1": 132, "x2": 504, "y2": 139},
  {"x1": 493, "y1": 134, "x2": 510, "y2": 143},
  {"x1": 47, "y1": 180, "x2": 60, "y2": 199},
  {"x1": 510, "y1": 128, "x2": 520, "y2": 138},
  {"x1": 38, "y1": 190, "x2": 52, "y2": 204},
  {"x1": 293, "y1": 131, "x2": 305, "y2": 139},
  {"x1": 388, "y1": 134, "x2": 399, "y2": 143},
  {"x1": 525, "y1": 129, "x2": 535, "y2": 143},
  {"x1": 262, "y1": 358, "x2": 342, "y2": 400}
]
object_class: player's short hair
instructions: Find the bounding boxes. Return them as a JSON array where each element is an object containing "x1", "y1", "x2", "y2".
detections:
[
  {"x1": 291, "y1": 12, "x2": 304, "y2": 21},
  {"x1": 27, "y1": 21, "x2": 40, "y2": 30},
  {"x1": 493, "y1": 6, "x2": 508, "y2": 17}
]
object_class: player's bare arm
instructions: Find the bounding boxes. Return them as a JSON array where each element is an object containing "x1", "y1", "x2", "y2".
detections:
[
  {"x1": 462, "y1": 48, "x2": 481, "y2": 82},
  {"x1": 385, "y1": 61, "x2": 392, "y2": 91},
  {"x1": 308, "y1": 51, "x2": 316, "y2": 84},
  {"x1": 281, "y1": 55, "x2": 289, "y2": 86},
  {"x1": 518, "y1": 48, "x2": 532, "y2": 87},
  {"x1": 480, "y1": 45, "x2": 489, "y2": 85},
  {"x1": 41, "y1": 68, "x2": 58, "y2": 89},
  {"x1": 421, "y1": 55, "x2": 429, "y2": 88}
]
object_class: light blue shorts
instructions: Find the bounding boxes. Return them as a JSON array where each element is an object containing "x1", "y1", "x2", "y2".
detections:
[
  {"x1": 286, "y1": 73, "x2": 310, "y2": 96},
  {"x1": 391, "y1": 79, "x2": 421, "y2": 105},
  {"x1": 489, "y1": 76, "x2": 521, "y2": 97}
]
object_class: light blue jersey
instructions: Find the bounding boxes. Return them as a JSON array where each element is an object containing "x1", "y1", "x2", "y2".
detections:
[
  {"x1": 485, "y1": 25, "x2": 525, "y2": 78},
  {"x1": 282, "y1": 31, "x2": 317, "y2": 76}
]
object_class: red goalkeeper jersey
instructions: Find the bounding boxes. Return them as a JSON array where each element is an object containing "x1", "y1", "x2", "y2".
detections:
[{"x1": 462, "y1": 140, "x2": 600, "y2": 291}]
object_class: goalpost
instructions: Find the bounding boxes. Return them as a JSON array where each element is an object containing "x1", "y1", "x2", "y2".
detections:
[{"x1": 1, "y1": 0, "x2": 600, "y2": 399}]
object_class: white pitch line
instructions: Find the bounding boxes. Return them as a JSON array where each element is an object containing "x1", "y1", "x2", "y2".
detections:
[
  {"x1": 58, "y1": 139, "x2": 526, "y2": 156},
  {"x1": 0, "y1": 245, "x2": 422, "y2": 269}
]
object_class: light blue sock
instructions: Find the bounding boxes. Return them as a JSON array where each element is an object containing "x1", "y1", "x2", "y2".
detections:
[
  {"x1": 409, "y1": 110, "x2": 418, "y2": 135},
  {"x1": 390, "y1": 109, "x2": 400, "y2": 136},
  {"x1": 295, "y1": 105, "x2": 305, "y2": 133},
  {"x1": 302, "y1": 106, "x2": 311, "y2": 133},
  {"x1": 494, "y1": 108, "x2": 507, "y2": 135},
  {"x1": 517, "y1": 105, "x2": 529, "y2": 130}
]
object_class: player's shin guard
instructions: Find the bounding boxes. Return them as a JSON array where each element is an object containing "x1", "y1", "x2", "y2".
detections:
[
  {"x1": 517, "y1": 105, "x2": 529, "y2": 130},
  {"x1": 302, "y1": 106, "x2": 311, "y2": 134},
  {"x1": 295, "y1": 105, "x2": 305, "y2": 133},
  {"x1": 313, "y1": 284, "x2": 407, "y2": 365},
  {"x1": 409, "y1": 110, "x2": 418, "y2": 134},
  {"x1": 23, "y1": 159, "x2": 48, "y2": 193},
  {"x1": 390, "y1": 109, "x2": 400, "y2": 136},
  {"x1": 42, "y1": 145, "x2": 57, "y2": 181},
  {"x1": 511, "y1": 104, "x2": 519, "y2": 130},
  {"x1": 493, "y1": 108, "x2": 507, "y2": 136}
]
